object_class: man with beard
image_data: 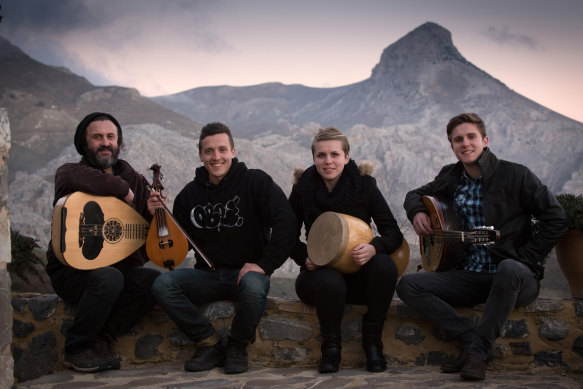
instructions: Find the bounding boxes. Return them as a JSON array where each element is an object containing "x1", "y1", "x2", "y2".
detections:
[{"x1": 45, "y1": 112, "x2": 160, "y2": 373}]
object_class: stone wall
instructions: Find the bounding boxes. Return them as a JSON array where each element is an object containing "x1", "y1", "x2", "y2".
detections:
[
  {"x1": 11, "y1": 293, "x2": 583, "y2": 383},
  {"x1": 1, "y1": 108, "x2": 14, "y2": 389}
]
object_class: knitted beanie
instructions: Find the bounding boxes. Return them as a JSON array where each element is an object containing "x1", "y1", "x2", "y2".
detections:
[{"x1": 74, "y1": 112, "x2": 123, "y2": 155}]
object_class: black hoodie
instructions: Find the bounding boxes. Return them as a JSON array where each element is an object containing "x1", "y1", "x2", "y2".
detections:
[{"x1": 172, "y1": 158, "x2": 296, "y2": 275}]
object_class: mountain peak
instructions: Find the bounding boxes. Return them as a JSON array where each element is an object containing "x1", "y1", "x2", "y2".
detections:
[{"x1": 371, "y1": 22, "x2": 467, "y2": 79}]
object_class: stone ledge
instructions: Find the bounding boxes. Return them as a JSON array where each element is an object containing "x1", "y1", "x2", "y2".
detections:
[{"x1": 11, "y1": 293, "x2": 583, "y2": 382}]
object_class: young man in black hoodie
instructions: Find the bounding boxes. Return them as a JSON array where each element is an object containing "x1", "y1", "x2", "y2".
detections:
[
  {"x1": 397, "y1": 113, "x2": 567, "y2": 380},
  {"x1": 46, "y1": 112, "x2": 160, "y2": 373},
  {"x1": 149, "y1": 122, "x2": 296, "y2": 374}
]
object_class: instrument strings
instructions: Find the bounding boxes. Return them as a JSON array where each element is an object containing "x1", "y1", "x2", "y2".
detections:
[{"x1": 430, "y1": 230, "x2": 482, "y2": 241}]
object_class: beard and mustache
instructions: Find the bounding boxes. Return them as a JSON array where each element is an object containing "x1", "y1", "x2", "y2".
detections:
[{"x1": 86, "y1": 144, "x2": 120, "y2": 170}]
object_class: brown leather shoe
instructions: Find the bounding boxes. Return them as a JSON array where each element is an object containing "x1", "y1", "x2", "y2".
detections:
[
  {"x1": 460, "y1": 353, "x2": 487, "y2": 380},
  {"x1": 440, "y1": 349, "x2": 468, "y2": 373}
]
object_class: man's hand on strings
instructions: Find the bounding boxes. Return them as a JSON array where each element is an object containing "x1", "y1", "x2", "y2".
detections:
[{"x1": 147, "y1": 190, "x2": 167, "y2": 216}]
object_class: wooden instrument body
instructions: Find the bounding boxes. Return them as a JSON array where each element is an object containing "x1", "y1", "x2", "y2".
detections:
[
  {"x1": 420, "y1": 195, "x2": 500, "y2": 272},
  {"x1": 51, "y1": 192, "x2": 149, "y2": 270},
  {"x1": 145, "y1": 164, "x2": 189, "y2": 270},
  {"x1": 146, "y1": 212, "x2": 189, "y2": 270},
  {"x1": 307, "y1": 211, "x2": 410, "y2": 275}
]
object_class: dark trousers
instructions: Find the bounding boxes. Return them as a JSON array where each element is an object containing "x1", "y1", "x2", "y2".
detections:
[
  {"x1": 396, "y1": 259, "x2": 539, "y2": 359},
  {"x1": 50, "y1": 265, "x2": 160, "y2": 355},
  {"x1": 295, "y1": 253, "x2": 398, "y2": 335}
]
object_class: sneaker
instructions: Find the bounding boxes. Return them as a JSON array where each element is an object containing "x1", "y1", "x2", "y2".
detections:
[
  {"x1": 95, "y1": 336, "x2": 121, "y2": 364},
  {"x1": 460, "y1": 353, "x2": 487, "y2": 381},
  {"x1": 224, "y1": 341, "x2": 248, "y2": 374},
  {"x1": 184, "y1": 343, "x2": 226, "y2": 372},
  {"x1": 441, "y1": 348, "x2": 468, "y2": 373},
  {"x1": 63, "y1": 348, "x2": 120, "y2": 373}
]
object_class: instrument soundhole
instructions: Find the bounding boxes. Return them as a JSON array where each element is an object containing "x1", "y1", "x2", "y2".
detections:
[{"x1": 103, "y1": 218, "x2": 123, "y2": 243}]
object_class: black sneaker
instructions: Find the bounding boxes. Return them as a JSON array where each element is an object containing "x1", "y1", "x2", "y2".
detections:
[
  {"x1": 63, "y1": 348, "x2": 120, "y2": 373},
  {"x1": 224, "y1": 341, "x2": 248, "y2": 374},
  {"x1": 184, "y1": 343, "x2": 226, "y2": 372},
  {"x1": 441, "y1": 349, "x2": 468, "y2": 373},
  {"x1": 95, "y1": 336, "x2": 121, "y2": 364},
  {"x1": 460, "y1": 353, "x2": 487, "y2": 381}
]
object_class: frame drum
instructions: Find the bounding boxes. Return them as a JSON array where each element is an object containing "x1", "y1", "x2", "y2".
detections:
[
  {"x1": 307, "y1": 211, "x2": 410, "y2": 275},
  {"x1": 307, "y1": 212, "x2": 373, "y2": 273}
]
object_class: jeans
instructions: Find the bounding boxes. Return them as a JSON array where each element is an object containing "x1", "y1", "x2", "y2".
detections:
[
  {"x1": 151, "y1": 267, "x2": 270, "y2": 344},
  {"x1": 296, "y1": 253, "x2": 398, "y2": 335},
  {"x1": 396, "y1": 259, "x2": 539, "y2": 359},
  {"x1": 50, "y1": 265, "x2": 160, "y2": 355}
]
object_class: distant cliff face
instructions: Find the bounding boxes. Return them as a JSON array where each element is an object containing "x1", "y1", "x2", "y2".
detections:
[{"x1": 152, "y1": 22, "x2": 583, "y2": 194}]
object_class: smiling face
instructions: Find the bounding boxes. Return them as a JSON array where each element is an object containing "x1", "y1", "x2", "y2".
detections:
[
  {"x1": 199, "y1": 133, "x2": 236, "y2": 185},
  {"x1": 313, "y1": 139, "x2": 349, "y2": 191},
  {"x1": 84, "y1": 119, "x2": 120, "y2": 172},
  {"x1": 450, "y1": 122, "x2": 489, "y2": 172}
]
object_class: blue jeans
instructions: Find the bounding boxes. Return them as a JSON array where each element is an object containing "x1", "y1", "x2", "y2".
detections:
[
  {"x1": 151, "y1": 267, "x2": 270, "y2": 344},
  {"x1": 396, "y1": 259, "x2": 539, "y2": 360}
]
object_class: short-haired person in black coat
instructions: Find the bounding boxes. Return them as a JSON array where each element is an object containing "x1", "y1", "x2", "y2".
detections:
[
  {"x1": 289, "y1": 127, "x2": 404, "y2": 373},
  {"x1": 397, "y1": 113, "x2": 567, "y2": 380},
  {"x1": 148, "y1": 122, "x2": 296, "y2": 374}
]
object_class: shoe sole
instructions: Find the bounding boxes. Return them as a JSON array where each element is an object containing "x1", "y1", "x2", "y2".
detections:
[
  {"x1": 63, "y1": 360, "x2": 120, "y2": 373},
  {"x1": 224, "y1": 365, "x2": 248, "y2": 374},
  {"x1": 441, "y1": 367, "x2": 462, "y2": 373},
  {"x1": 184, "y1": 358, "x2": 225, "y2": 372},
  {"x1": 461, "y1": 372, "x2": 485, "y2": 381}
]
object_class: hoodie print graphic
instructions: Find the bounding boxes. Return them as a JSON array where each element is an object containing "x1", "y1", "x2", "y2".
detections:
[{"x1": 190, "y1": 196, "x2": 244, "y2": 232}]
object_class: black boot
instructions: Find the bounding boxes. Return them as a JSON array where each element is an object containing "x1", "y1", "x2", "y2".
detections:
[
  {"x1": 362, "y1": 317, "x2": 387, "y2": 373},
  {"x1": 319, "y1": 333, "x2": 341, "y2": 373}
]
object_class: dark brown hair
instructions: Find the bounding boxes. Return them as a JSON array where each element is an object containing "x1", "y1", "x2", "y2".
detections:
[{"x1": 446, "y1": 113, "x2": 487, "y2": 143}]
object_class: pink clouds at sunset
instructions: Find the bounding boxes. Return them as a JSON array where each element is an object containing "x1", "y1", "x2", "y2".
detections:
[{"x1": 1, "y1": 0, "x2": 582, "y2": 122}]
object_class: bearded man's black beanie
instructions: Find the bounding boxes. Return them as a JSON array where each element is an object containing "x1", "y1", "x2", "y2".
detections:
[{"x1": 74, "y1": 112, "x2": 123, "y2": 155}]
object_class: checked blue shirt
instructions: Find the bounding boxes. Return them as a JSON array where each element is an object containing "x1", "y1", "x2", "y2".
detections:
[{"x1": 454, "y1": 170, "x2": 496, "y2": 273}]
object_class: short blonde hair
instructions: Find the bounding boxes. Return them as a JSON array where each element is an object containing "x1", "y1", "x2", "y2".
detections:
[{"x1": 311, "y1": 127, "x2": 350, "y2": 156}]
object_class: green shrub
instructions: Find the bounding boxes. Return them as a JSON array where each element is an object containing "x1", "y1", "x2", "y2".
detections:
[
  {"x1": 8, "y1": 229, "x2": 44, "y2": 285},
  {"x1": 555, "y1": 193, "x2": 583, "y2": 231}
]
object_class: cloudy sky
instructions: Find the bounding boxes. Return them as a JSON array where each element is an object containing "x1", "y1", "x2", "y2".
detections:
[{"x1": 1, "y1": 0, "x2": 582, "y2": 122}]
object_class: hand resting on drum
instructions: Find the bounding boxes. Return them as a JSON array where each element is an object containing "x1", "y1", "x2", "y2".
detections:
[
  {"x1": 305, "y1": 257, "x2": 318, "y2": 271},
  {"x1": 351, "y1": 243, "x2": 376, "y2": 265},
  {"x1": 305, "y1": 242, "x2": 376, "y2": 271}
]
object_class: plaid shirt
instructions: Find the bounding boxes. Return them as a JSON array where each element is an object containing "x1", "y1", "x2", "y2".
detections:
[{"x1": 454, "y1": 170, "x2": 495, "y2": 273}]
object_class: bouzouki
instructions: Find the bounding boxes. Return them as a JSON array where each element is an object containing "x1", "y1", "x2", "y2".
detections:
[
  {"x1": 51, "y1": 192, "x2": 149, "y2": 270},
  {"x1": 145, "y1": 164, "x2": 189, "y2": 270},
  {"x1": 420, "y1": 195, "x2": 500, "y2": 272}
]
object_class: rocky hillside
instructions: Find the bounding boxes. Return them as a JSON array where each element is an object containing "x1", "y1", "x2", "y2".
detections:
[{"x1": 0, "y1": 36, "x2": 202, "y2": 181}]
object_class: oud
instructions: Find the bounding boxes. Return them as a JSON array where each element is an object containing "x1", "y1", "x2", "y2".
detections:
[
  {"x1": 145, "y1": 164, "x2": 189, "y2": 270},
  {"x1": 51, "y1": 192, "x2": 149, "y2": 270}
]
